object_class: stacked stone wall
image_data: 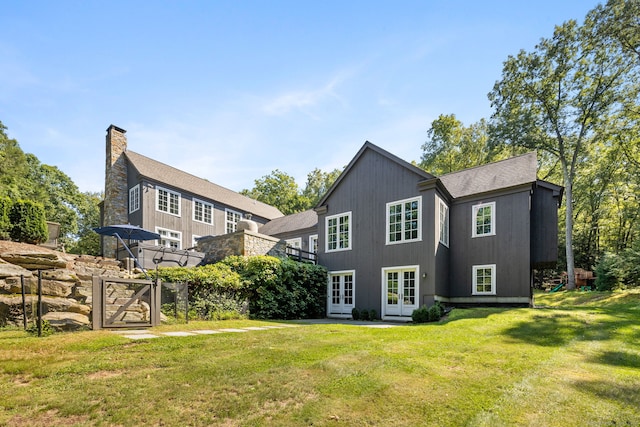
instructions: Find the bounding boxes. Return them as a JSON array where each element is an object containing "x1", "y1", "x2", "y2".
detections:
[
  {"x1": 0, "y1": 242, "x2": 131, "y2": 331},
  {"x1": 197, "y1": 230, "x2": 287, "y2": 265}
]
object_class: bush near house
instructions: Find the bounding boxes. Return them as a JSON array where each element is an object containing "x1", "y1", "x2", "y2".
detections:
[
  {"x1": 221, "y1": 255, "x2": 327, "y2": 320},
  {"x1": 154, "y1": 255, "x2": 327, "y2": 320},
  {"x1": 8, "y1": 199, "x2": 48, "y2": 244},
  {"x1": 412, "y1": 301, "x2": 444, "y2": 323},
  {"x1": 0, "y1": 196, "x2": 11, "y2": 240}
]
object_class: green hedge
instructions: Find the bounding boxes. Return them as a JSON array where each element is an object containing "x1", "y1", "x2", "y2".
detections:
[
  {"x1": 8, "y1": 199, "x2": 48, "y2": 244},
  {"x1": 0, "y1": 196, "x2": 11, "y2": 240},
  {"x1": 154, "y1": 255, "x2": 328, "y2": 320},
  {"x1": 220, "y1": 255, "x2": 327, "y2": 320}
]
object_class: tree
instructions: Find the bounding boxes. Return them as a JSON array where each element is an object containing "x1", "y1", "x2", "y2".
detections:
[
  {"x1": 588, "y1": 0, "x2": 640, "y2": 63},
  {"x1": 67, "y1": 191, "x2": 102, "y2": 255},
  {"x1": 0, "y1": 122, "x2": 31, "y2": 200},
  {"x1": 489, "y1": 13, "x2": 640, "y2": 289},
  {"x1": 419, "y1": 114, "x2": 527, "y2": 175},
  {"x1": 241, "y1": 170, "x2": 310, "y2": 215},
  {"x1": 301, "y1": 167, "x2": 342, "y2": 207}
]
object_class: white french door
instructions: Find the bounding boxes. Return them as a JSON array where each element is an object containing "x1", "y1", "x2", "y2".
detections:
[
  {"x1": 328, "y1": 271, "x2": 355, "y2": 315},
  {"x1": 383, "y1": 266, "x2": 418, "y2": 317}
]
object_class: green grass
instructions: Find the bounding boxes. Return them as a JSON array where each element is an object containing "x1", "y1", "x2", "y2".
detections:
[{"x1": 1, "y1": 291, "x2": 639, "y2": 426}]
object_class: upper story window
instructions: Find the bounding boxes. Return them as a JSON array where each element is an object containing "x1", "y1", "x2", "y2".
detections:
[
  {"x1": 225, "y1": 209, "x2": 242, "y2": 234},
  {"x1": 157, "y1": 186, "x2": 181, "y2": 216},
  {"x1": 286, "y1": 237, "x2": 302, "y2": 256},
  {"x1": 386, "y1": 196, "x2": 422, "y2": 245},
  {"x1": 129, "y1": 185, "x2": 140, "y2": 214},
  {"x1": 472, "y1": 202, "x2": 495, "y2": 238},
  {"x1": 439, "y1": 197, "x2": 449, "y2": 247},
  {"x1": 157, "y1": 227, "x2": 181, "y2": 249},
  {"x1": 193, "y1": 199, "x2": 213, "y2": 224},
  {"x1": 472, "y1": 264, "x2": 496, "y2": 295},
  {"x1": 326, "y1": 212, "x2": 352, "y2": 252}
]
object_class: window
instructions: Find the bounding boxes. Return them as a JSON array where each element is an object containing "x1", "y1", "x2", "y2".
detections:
[
  {"x1": 225, "y1": 209, "x2": 242, "y2": 233},
  {"x1": 309, "y1": 234, "x2": 318, "y2": 260},
  {"x1": 193, "y1": 199, "x2": 213, "y2": 224},
  {"x1": 286, "y1": 238, "x2": 302, "y2": 256},
  {"x1": 326, "y1": 212, "x2": 352, "y2": 252},
  {"x1": 129, "y1": 185, "x2": 140, "y2": 213},
  {"x1": 472, "y1": 264, "x2": 496, "y2": 295},
  {"x1": 157, "y1": 186, "x2": 181, "y2": 216},
  {"x1": 386, "y1": 196, "x2": 422, "y2": 244},
  {"x1": 328, "y1": 270, "x2": 355, "y2": 314},
  {"x1": 472, "y1": 202, "x2": 495, "y2": 237},
  {"x1": 438, "y1": 197, "x2": 449, "y2": 247},
  {"x1": 157, "y1": 227, "x2": 181, "y2": 249}
]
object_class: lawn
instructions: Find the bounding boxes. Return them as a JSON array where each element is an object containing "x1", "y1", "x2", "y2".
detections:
[{"x1": 1, "y1": 290, "x2": 639, "y2": 426}]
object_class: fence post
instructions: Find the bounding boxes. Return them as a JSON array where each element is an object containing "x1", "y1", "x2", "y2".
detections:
[
  {"x1": 21, "y1": 275, "x2": 28, "y2": 330},
  {"x1": 37, "y1": 270, "x2": 42, "y2": 337}
]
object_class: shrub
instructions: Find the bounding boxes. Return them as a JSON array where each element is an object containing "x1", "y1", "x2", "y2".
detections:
[
  {"x1": 9, "y1": 200, "x2": 48, "y2": 244},
  {"x1": 411, "y1": 305, "x2": 430, "y2": 323},
  {"x1": 26, "y1": 319, "x2": 54, "y2": 336},
  {"x1": 360, "y1": 309, "x2": 370, "y2": 321},
  {"x1": 0, "y1": 196, "x2": 11, "y2": 240},
  {"x1": 369, "y1": 309, "x2": 377, "y2": 320},
  {"x1": 351, "y1": 307, "x2": 360, "y2": 320},
  {"x1": 428, "y1": 302, "x2": 444, "y2": 321},
  {"x1": 154, "y1": 263, "x2": 245, "y2": 320},
  {"x1": 220, "y1": 255, "x2": 327, "y2": 320},
  {"x1": 412, "y1": 302, "x2": 444, "y2": 323},
  {"x1": 594, "y1": 253, "x2": 620, "y2": 291}
]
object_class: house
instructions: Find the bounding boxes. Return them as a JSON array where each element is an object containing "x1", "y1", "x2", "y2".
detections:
[
  {"x1": 310, "y1": 142, "x2": 561, "y2": 320},
  {"x1": 258, "y1": 209, "x2": 318, "y2": 261},
  {"x1": 101, "y1": 125, "x2": 284, "y2": 266}
]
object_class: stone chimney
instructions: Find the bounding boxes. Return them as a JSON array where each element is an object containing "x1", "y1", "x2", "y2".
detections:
[{"x1": 103, "y1": 125, "x2": 129, "y2": 257}]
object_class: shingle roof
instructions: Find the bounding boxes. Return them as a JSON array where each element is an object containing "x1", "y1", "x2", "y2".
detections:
[
  {"x1": 438, "y1": 152, "x2": 538, "y2": 199},
  {"x1": 258, "y1": 209, "x2": 317, "y2": 236},
  {"x1": 125, "y1": 150, "x2": 283, "y2": 220}
]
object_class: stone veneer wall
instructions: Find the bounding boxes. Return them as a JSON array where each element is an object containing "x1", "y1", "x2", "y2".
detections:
[
  {"x1": 103, "y1": 125, "x2": 129, "y2": 258},
  {"x1": 0, "y1": 243, "x2": 132, "y2": 331},
  {"x1": 197, "y1": 230, "x2": 287, "y2": 265}
]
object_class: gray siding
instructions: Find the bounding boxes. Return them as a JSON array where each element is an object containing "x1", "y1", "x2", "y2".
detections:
[
  {"x1": 126, "y1": 172, "x2": 270, "y2": 250},
  {"x1": 531, "y1": 184, "x2": 560, "y2": 268},
  {"x1": 317, "y1": 148, "x2": 438, "y2": 313},
  {"x1": 448, "y1": 188, "x2": 531, "y2": 299}
]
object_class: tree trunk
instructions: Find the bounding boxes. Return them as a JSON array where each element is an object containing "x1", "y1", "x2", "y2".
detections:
[{"x1": 564, "y1": 177, "x2": 576, "y2": 290}]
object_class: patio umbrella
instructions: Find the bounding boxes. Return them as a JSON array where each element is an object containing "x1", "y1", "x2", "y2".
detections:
[{"x1": 93, "y1": 225, "x2": 161, "y2": 278}]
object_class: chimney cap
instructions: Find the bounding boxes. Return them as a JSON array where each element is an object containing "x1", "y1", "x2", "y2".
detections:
[{"x1": 107, "y1": 124, "x2": 127, "y2": 134}]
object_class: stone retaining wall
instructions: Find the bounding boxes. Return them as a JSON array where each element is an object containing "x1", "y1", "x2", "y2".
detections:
[
  {"x1": 0, "y1": 242, "x2": 131, "y2": 331},
  {"x1": 197, "y1": 230, "x2": 287, "y2": 265}
]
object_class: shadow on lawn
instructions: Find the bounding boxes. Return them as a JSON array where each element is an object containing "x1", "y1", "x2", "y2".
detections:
[
  {"x1": 503, "y1": 307, "x2": 640, "y2": 345},
  {"x1": 573, "y1": 379, "x2": 640, "y2": 408},
  {"x1": 590, "y1": 350, "x2": 640, "y2": 370}
]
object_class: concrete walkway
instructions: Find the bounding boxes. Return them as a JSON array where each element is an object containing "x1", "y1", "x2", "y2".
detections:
[{"x1": 113, "y1": 319, "x2": 399, "y2": 340}]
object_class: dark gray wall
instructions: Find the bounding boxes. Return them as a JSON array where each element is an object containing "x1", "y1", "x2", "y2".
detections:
[
  {"x1": 126, "y1": 163, "x2": 271, "y2": 249},
  {"x1": 317, "y1": 148, "x2": 438, "y2": 313},
  {"x1": 531, "y1": 184, "x2": 559, "y2": 268},
  {"x1": 448, "y1": 188, "x2": 532, "y2": 299}
]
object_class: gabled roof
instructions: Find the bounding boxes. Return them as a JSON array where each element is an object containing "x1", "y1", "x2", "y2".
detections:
[
  {"x1": 258, "y1": 209, "x2": 317, "y2": 236},
  {"x1": 316, "y1": 141, "x2": 435, "y2": 208},
  {"x1": 438, "y1": 152, "x2": 538, "y2": 199},
  {"x1": 125, "y1": 150, "x2": 283, "y2": 220}
]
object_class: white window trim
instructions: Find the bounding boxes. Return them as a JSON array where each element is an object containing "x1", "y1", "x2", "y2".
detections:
[
  {"x1": 192, "y1": 235, "x2": 201, "y2": 250},
  {"x1": 327, "y1": 270, "x2": 356, "y2": 318},
  {"x1": 286, "y1": 237, "x2": 302, "y2": 255},
  {"x1": 156, "y1": 227, "x2": 182, "y2": 250},
  {"x1": 309, "y1": 234, "x2": 318, "y2": 260},
  {"x1": 472, "y1": 201, "x2": 496, "y2": 238},
  {"x1": 225, "y1": 208, "x2": 242, "y2": 234},
  {"x1": 386, "y1": 196, "x2": 422, "y2": 245},
  {"x1": 129, "y1": 185, "x2": 140, "y2": 214},
  {"x1": 193, "y1": 198, "x2": 214, "y2": 225},
  {"x1": 156, "y1": 186, "x2": 181, "y2": 217},
  {"x1": 325, "y1": 211, "x2": 352, "y2": 253},
  {"x1": 472, "y1": 264, "x2": 497, "y2": 295},
  {"x1": 438, "y1": 196, "x2": 449, "y2": 247},
  {"x1": 381, "y1": 265, "x2": 420, "y2": 320}
]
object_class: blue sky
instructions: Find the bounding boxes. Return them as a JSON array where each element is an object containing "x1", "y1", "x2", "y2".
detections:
[{"x1": 1, "y1": 0, "x2": 601, "y2": 194}]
